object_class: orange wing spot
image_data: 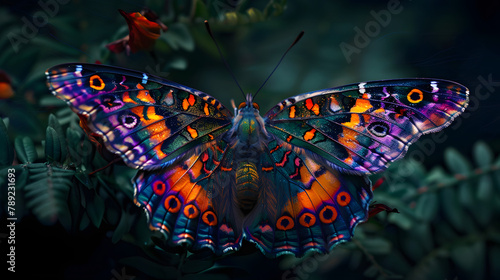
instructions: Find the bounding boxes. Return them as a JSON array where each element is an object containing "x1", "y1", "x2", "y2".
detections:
[
  {"x1": 202, "y1": 211, "x2": 218, "y2": 226},
  {"x1": 130, "y1": 106, "x2": 164, "y2": 127},
  {"x1": 262, "y1": 166, "x2": 274, "y2": 172},
  {"x1": 187, "y1": 125, "x2": 198, "y2": 138},
  {"x1": 164, "y1": 195, "x2": 181, "y2": 213},
  {"x1": 286, "y1": 135, "x2": 293, "y2": 142},
  {"x1": 312, "y1": 104, "x2": 320, "y2": 115},
  {"x1": 289, "y1": 106, "x2": 296, "y2": 118},
  {"x1": 319, "y1": 205, "x2": 338, "y2": 223},
  {"x1": 188, "y1": 94, "x2": 196, "y2": 106},
  {"x1": 407, "y1": 88, "x2": 423, "y2": 103},
  {"x1": 136, "y1": 84, "x2": 155, "y2": 103},
  {"x1": 344, "y1": 156, "x2": 354, "y2": 165},
  {"x1": 374, "y1": 108, "x2": 385, "y2": 114},
  {"x1": 303, "y1": 128, "x2": 316, "y2": 141},
  {"x1": 182, "y1": 98, "x2": 190, "y2": 110},
  {"x1": 208, "y1": 133, "x2": 214, "y2": 140},
  {"x1": 336, "y1": 191, "x2": 351, "y2": 206},
  {"x1": 89, "y1": 75, "x2": 105, "y2": 90},
  {"x1": 183, "y1": 204, "x2": 200, "y2": 219},
  {"x1": 276, "y1": 216, "x2": 294, "y2": 231},
  {"x1": 349, "y1": 98, "x2": 373, "y2": 114},
  {"x1": 123, "y1": 92, "x2": 137, "y2": 104},
  {"x1": 204, "y1": 103, "x2": 210, "y2": 115},
  {"x1": 299, "y1": 213, "x2": 317, "y2": 227},
  {"x1": 221, "y1": 166, "x2": 232, "y2": 171},
  {"x1": 305, "y1": 98, "x2": 314, "y2": 110},
  {"x1": 153, "y1": 145, "x2": 167, "y2": 160},
  {"x1": 338, "y1": 127, "x2": 359, "y2": 149}
]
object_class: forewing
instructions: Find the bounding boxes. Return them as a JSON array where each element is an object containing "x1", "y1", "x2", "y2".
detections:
[
  {"x1": 46, "y1": 63, "x2": 232, "y2": 170},
  {"x1": 265, "y1": 79, "x2": 469, "y2": 174}
]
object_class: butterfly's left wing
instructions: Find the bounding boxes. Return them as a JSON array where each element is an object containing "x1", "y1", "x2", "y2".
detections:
[
  {"x1": 243, "y1": 79, "x2": 468, "y2": 257},
  {"x1": 243, "y1": 141, "x2": 372, "y2": 257},
  {"x1": 264, "y1": 79, "x2": 469, "y2": 174}
]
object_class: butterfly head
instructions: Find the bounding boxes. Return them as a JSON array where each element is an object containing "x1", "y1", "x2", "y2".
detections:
[
  {"x1": 228, "y1": 93, "x2": 270, "y2": 143},
  {"x1": 232, "y1": 93, "x2": 260, "y2": 115}
]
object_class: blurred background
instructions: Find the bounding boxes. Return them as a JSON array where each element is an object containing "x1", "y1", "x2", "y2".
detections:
[{"x1": 1, "y1": 0, "x2": 500, "y2": 279}]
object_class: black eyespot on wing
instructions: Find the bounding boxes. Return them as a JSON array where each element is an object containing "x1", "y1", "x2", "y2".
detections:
[{"x1": 368, "y1": 122, "x2": 390, "y2": 137}]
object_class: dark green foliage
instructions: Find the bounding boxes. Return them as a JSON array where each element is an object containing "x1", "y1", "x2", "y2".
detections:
[{"x1": 1, "y1": 1, "x2": 499, "y2": 279}]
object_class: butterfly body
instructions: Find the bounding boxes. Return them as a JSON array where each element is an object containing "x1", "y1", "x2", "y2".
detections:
[
  {"x1": 46, "y1": 63, "x2": 468, "y2": 257},
  {"x1": 226, "y1": 94, "x2": 271, "y2": 212}
]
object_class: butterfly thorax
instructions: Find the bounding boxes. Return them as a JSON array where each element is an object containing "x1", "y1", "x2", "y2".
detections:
[{"x1": 227, "y1": 96, "x2": 270, "y2": 213}]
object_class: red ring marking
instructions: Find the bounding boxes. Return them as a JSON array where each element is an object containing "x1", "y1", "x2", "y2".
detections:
[
  {"x1": 319, "y1": 205, "x2": 338, "y2": 224},
  {"x1": 336, "y1": 191, "x2": 351, "y2": 206},
  {"x1": 183, "y1": 204, "x2": 199, "y2": 219},
  {"x1": 202, "y1": 211, "x2": 217, "y2": 226},
  {"x1": 164, "y1": 195, "x2": 181, "y2": 213},
  {"x1": 276, "y1": 215, "x2": 294, "y2": 231},
  {"x1": 299, "y1": 213, "x2": 316, "y2": 227},
  {"x1": 152, "y1": 180, "x2": 166, "y2": 196}
]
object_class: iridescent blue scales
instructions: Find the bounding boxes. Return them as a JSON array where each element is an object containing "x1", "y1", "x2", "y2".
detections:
[{"x1": 46, "y1": 63, "x2": 469, "y2": 257}]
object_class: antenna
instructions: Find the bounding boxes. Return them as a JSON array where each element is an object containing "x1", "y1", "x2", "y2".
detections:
[
  {"x1": 204, "y1": 20, "x2": 245, "y2": 99},
  {"x1": 253, "y1": 31, "x2": 304, "y2": 100}
]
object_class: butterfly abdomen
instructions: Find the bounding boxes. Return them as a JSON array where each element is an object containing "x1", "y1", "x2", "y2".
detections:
[{"x1": 235, "y1": 161, "x2": 260, "y2": 213}]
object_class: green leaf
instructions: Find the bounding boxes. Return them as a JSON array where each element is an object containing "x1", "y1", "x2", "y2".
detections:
[
  {"x1": 160, "y1": 23, "x2": 195, "y2": 51},
  {"x1": 493, "y1": 156, "x2": 500, "y2": 191},
  {"x1": 473, "y1": 141, "x2": 493, "y2": 169},
  {"x1": 445, "y1": 148, "x2": 472, "y2": 175},
  {"x1": 359, "y1": 237, "x2": 392, "y2": 255},
  {"x1": 68, "y1": 180, "x2": 82, "y2": 228},
  {"x1": 48, "y1": 114, "x2": 68, "y2": 162},
  {"x1": 15, "y1": 136, "x2": 37, "y2": 164},
  {"x1": 440, "y1": 187, "x2": 466, "y2": 232},
  {"x1": 112, "y1": 211, "x2": 133, "y2": 243},
  {"x1": 458, "y1": 181, "x2": 474, "y2": 207},
  {"x1": 86, "y1": 192, "x2": 105, "y2": 227},
  {"x1": 45, "y1": 126, "x2": 62, "y2": 163},
  {"x1": 0, "y1": 118, "x2": 13, "y2": 166},
  {"x1": 414, "y1": 192, "x2": 438, "y2": 222},
  {"x1": 24, "y1": 167, "x2": 74, "y2": 230},
  {"x1": 79, "y1": 212, "x2": 90, "y2": 231},
  {"x1": 477, "y1": 175, "x2": 493, "y2": 201},
  {"x1": 193, "y1": 0, "x2": 210, "y2": 19},
  {"x1": 450, "y1": 241, "x2": 485, "y2": 280}
]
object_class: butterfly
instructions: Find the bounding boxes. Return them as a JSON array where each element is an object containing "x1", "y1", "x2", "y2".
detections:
[{"x1": 46, "y1": 63, "x2": 468, "y2": 257}]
